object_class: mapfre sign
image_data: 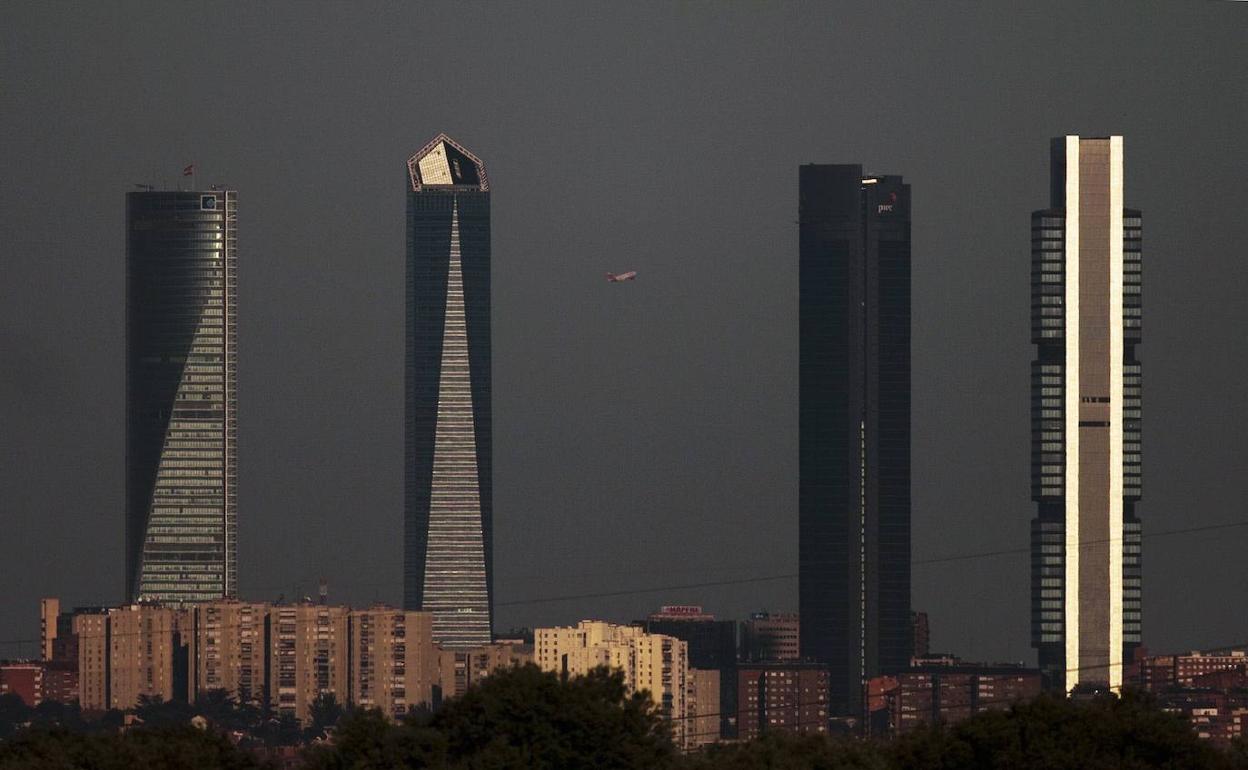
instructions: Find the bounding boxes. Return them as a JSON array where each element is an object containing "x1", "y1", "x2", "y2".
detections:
[{"x1": 658, "y1": 605, "x2": 705, "y2": 616}]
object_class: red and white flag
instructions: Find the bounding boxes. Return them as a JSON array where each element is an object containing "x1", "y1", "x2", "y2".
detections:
[{"x1": 182, "y1": 164, "x2": 195, "y2": 176}]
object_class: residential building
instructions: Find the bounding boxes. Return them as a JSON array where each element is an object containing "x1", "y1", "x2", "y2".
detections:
[
  {"x1": 73, "y1": 611, "x2": 108, "y2": 710},
  {"x1": 1137, "y1": 649, "x2": 1248, "y2": 691},
  {"x1": 1157, "y1": 692, "x2": 1248, "y2": 749},
  {"x1": 404, "y1": 134, "x2": 493, "y2": 649},
  {"x1": 736, "y1": 662, "x2": 830, "y2": 741},
  {"x1": 349, "y1": 607, "x2": 436, "y2": 721},
  {"x1": 868, "y1": 663, "x2": 1042, "y2": 735},
  {"x1": 106, "y1": 604, "x2": 192, "y2": 710},
  {"x1": 1030, "y1": 136, "x2": 1143, "y2": 692},
  {"x1": 190, "y1": 600, "x2": 268, "y2": 706},
  {"x1": 799, "y1": 165, "x2": 912, "y2": 716},
  {"x1": 436, "y1": 640, "x2": 532, "y2": 701},
  {"x1": 40, "y1": 661, "x2": 78, "y2": 704},
  {"x1": 741, "y1": 612, "x2": 800, "y2": 662},
  {"x1": 0, "y1": 663, "x2": 44, "y2": 706},
  {"x1": 269, "y1": 604, "x2": 349, "y2": 724},
  {"x1": 535, "y1": 621, "x2": 691, "y2": 748},
  {"x1": 126, "y1": 189, "x2": 238, "y2": 603},
  {"x1": 689, "y1": 668, "x2": 721, "y2": 750},
  {"x1": 640, "y1": 605, "x2": 737, "y2": 738}
]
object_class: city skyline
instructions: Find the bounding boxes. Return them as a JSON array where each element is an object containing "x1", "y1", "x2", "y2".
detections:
[{"x1": 2, "y1": 2, "x2": 1245, "y2": 669}]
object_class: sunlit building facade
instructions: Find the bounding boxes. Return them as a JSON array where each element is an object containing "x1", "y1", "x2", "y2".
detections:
[
  {"x1": 125, "y1": 190, "x2": 238, "y2": 603},
  {"x1": 1030, "y1": 136, "x2": 1142, "y2": 692},
  {"x1": 535, "y1": 621, "x2": 692, "y2": 749},
  {"x1": 404, "y1": 135, "x2": 493, "y2": 648}
]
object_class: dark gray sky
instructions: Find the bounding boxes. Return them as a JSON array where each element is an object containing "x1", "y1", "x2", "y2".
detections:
[{"x1": 2, "y1": 1, "x2": 1246, "y2": 663}]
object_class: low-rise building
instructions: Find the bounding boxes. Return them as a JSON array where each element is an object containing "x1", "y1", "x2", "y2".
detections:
[
  {"x1": 867, "y1": 663, "x2": 1042, "y2": 735},
  {"x1": 0, "y1": 660, "x2": 78, "y2": 707},
  {"x1": 437, "y1": 639, "x2": 532, "y2": 701},
  {"x1": 736, "y1": 662, "x2": 829, "y2": 741},
  {"x1": 1137, "y1": 649, "x2": 1248, "y2": 691},
  {"x1": 0, "y1": 662, "x2": 43, "y2": 706},
  {"x1": 1157, "y1": 692, "x2": 1248, "y2": 749}
]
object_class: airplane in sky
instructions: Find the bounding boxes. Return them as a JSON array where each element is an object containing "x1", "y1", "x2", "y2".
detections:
[{"x1": 606, "y1": 271, "x2": 637, "y2": 283}]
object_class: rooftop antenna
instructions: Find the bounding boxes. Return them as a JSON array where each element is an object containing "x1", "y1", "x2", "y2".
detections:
[{"x1": 319, "y1": 579, "x2": 328, "y2": 606}]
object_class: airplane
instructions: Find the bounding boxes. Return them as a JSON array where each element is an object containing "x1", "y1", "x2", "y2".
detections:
[{"x1": 606, "y1": 271, "x2": 637, "y2": 282}]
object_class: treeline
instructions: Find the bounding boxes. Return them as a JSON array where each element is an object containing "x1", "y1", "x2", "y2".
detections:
[
  {"x1": 0, "y1": 689, "x2": 339, "y2": 746},
  {"x1": 3, "y1": 664, "x2": 1248, "y2": 769}
]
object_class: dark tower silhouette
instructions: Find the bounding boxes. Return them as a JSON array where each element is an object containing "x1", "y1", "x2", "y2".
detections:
[{"x1": 799, "y1": 165, "x2": 911, "y2": 717}]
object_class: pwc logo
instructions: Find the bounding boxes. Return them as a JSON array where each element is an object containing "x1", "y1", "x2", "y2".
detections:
[{"x1": 877, "y1": 191, "x2": 898, "y2": 214}]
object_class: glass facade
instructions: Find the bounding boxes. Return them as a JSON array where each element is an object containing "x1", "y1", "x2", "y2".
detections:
[
  {"x1": 1029, "y1": 137, "x2": 1141, "y2": 691},
  {"x1": 799, "y1": 165, "x2": 912, "y2": 717},
  {"x1": 404, "y1": 135, "x2": 493, "y2": 649},
  {"x1": 125, "y1": 190, "x2": 237, "y2": 603}
]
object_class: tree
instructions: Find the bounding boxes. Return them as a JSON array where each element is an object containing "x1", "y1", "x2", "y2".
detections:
[
  {"x1": 307, "y1": 664, "x2": 678, "y2": 769},
  {"x1": 0, "y1": 726, "x2": 269, "y2": 770},
  {"x1": 684, "y1": 732, "x2": 890, "y2": 770},
  {"x1": 134, "y1": 693, "x2": 196, "y2": 728},
  {"x1": 0, "y1": 693, "x2": 31, "y2": 740},
  {"x1": 306, "y1": 692, "x2": 347, "y2": 740},
  {"x1": 889, "y1": 691, "x2": 1239, "y2": 770}
]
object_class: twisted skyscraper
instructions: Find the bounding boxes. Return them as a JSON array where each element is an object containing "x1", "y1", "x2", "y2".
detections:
[
  {"x1": 404, "y1": 135, "x2": 493, "y2": 648},
  {"x1": 126, "y1": 189, "x2": 238, "y2": 602}
]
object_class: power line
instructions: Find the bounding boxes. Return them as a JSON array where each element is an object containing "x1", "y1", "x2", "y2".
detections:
[{"x1": 2, "y1": 516, "x2": 1244, "y2": 647}]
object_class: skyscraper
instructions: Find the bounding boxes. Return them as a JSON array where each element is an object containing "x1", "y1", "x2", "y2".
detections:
[
  {"x1": 799, "y1": 165, "x2": 911, "y2": 717},
  {"x1": 1030, "y1": 136, "x2": 1142, "y2": 693},
  {"x1": 126, "y1": 189, "x2": 238, "y2": 603},
  {"x1": 404, "y1": 134, "x2": 493, "y2": 648}
]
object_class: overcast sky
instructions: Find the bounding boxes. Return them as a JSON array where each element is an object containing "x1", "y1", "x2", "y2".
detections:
[{"x1": 2, "y1": 1, "x2": 1246, "y2": 663}]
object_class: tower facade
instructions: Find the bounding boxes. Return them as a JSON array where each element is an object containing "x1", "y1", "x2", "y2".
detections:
[
  {"x1": 799, "y1": 165, "x2": 911, "y2": 717},
  {"x1": 1030, "y1": 136, "x2": 1142, "y2": 692},
  {"x1": 404, "y1": 134, "x2": 493, "y2": 648},
  {"x1": 126, "y1": 190, "x2": 238, "y2": 603}
]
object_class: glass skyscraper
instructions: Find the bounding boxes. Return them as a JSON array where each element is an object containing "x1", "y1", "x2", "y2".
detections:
[
  {"x1": 126, "y1": 189, "x2": 238, "y2": 603},
  {"x1": 404, "y1": 134, "x2": 493, "y2": 648},
  {"x1": 1030, "y1": 136, "x2": 1142, "y2": 692},
  {"x1": 798, "y1": 165, "x2": 912, "y2": 717}
]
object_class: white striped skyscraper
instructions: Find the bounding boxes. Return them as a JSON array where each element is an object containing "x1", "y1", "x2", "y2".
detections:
[
  {"x1": 404, "y1": 134, "x2": 493, "y2": 648},
  {"x1": 1030, "y1": 136, "x2": 1142, "y2": 693}
]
